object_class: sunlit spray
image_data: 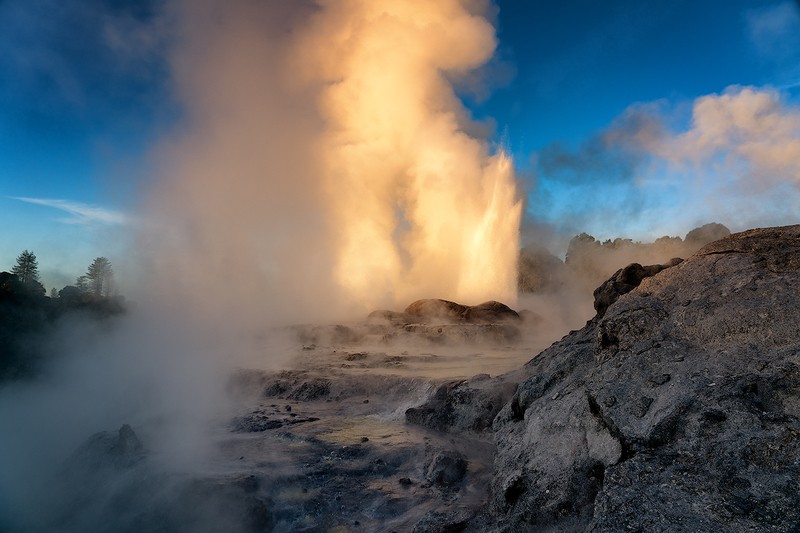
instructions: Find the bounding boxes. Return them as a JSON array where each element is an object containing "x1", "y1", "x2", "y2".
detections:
[{"x1": 148, "y1": 0, "x2": 522, "y2": 323}]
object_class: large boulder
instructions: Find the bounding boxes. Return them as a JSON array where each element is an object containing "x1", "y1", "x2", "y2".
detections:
[{"x1": 490, "y1": 225, "x2": 800, "y2": 532}]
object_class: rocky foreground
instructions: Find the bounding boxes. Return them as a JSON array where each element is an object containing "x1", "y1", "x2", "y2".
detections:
[
  {"x1": 417, "y1": 224, "x2": 800, "y2": 532},
  {"x1": 47, "y1": 225, "x2": 800, "y2": 532}
]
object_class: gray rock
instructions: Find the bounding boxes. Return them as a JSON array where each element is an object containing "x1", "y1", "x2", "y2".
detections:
[
  {"x1": 403, "y1": 299, "x2": 520, "y2": 324},
  {"x1": 490, "y1": 225, "x2": 800, "y2": 532},
  {"x1": 287, "y1": 378, "x2": 331, "y2": 401},
  {"x1": 412, "y1": 509, "x2": 473, "y2": 532},
  {"x1": 425, "y1": 449, "x2": 468, "y2": 486},
  {"x1": 67, "y1": 423, "x2": 146, "y2": 472},
  {"x1": 592, "y1": 258, "x2": 683, "y2": 317},
  {"x1": 463, "y1": 301, "x2": 521, "y2": 323},
  {"x1": 684, "y1": 222, "x2": 731, "y2": 245},
  {"x1": 405, "y1": 299, "x2": 469, "y2": 322},
  {"x1": 406, "y1": 374, "x2": 521, "y2": 434}
]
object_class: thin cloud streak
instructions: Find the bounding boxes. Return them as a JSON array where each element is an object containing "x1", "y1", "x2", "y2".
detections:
[{"x1": 12, "y1": 197, "x2": 129, "y2": 225}]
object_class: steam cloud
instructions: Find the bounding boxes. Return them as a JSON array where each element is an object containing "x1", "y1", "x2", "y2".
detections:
[
  {"x1": 3, "y1": 3, "x2": 521, "y2": 529},
  {"x1": 533, "y1": 85, "x2": 800, "y2": 238},
  {"x1": 147, "y1": 0, "x2": 521, "y2": 324}
]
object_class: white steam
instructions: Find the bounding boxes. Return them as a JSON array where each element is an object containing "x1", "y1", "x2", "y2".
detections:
[{"x1": 146, "y1": 0, "x2": 521, "y2": 324}]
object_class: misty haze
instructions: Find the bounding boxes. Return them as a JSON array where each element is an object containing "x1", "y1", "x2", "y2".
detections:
[{"x1": 1, "y1": 1, "x2": 800, "y2": 532}]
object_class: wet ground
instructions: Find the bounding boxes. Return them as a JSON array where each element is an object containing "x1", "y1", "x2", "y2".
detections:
[
  {"x1": 55, "y1": 318, "x2": 552, "y2": 532},
  {"x1": 205, "y1": 320, "x2": 547, "y2": 531}
]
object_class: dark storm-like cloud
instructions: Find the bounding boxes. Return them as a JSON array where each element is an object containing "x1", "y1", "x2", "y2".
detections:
[
  {"x1": 531, "y1": 86, "x2": 800, "y2": 238},
  {"x1": 538, "y1": 103, "x2": 667, "y2": 185}
]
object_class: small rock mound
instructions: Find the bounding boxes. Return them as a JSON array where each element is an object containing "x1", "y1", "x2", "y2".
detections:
[
  {"x1": 685, "y1": 222, "x2": 730, "y2": 244},
  {"x1": 405, "y1": 299, "x2": 469, "y2": 321},
  {"x1": 463, "y1": 301, "x2": 521, "y2": 323},
  {"x1": 403, "y1": 299, "x2": 520, "y2": 324},
  {"x1": 68, "y1": 423, "x2": 146, "y2": 471}
]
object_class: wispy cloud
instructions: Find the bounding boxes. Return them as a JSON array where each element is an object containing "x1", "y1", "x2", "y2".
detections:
[
  {"x1": 744, "y1": 2, "x2": 800, "y2": 89},
  {"x1": 745, "y1": 2, "x2": 800, "y2": 58},
  {"x1": 12, "y1": 197, "x2": 129, "y2": 225}
]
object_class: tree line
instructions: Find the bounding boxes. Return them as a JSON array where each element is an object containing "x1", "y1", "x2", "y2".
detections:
[
  {"x1": 1, "y1": 250, "x2": 125, "y2": 381},
  {"x1": 8, "y1": 250, "x2": 117, "y2": 300}
]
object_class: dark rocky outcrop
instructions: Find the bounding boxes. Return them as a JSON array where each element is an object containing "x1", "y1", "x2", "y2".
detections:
[
  {"x1": 592, "y1": 258, "x2": 683, "y2": 317},
  {"x1": 406, "y1": 374, "x2": 522, "y2": 434},
  {"x1": 488, "y1": 225, "x2": 800, "y2": 532},
  {"x1": 425, "y1": 449, "x2": 468, "y2": 487}
]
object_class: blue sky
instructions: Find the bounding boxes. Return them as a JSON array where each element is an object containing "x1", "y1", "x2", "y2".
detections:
[
  {"x1": 484, "y1": 0, "x2": 800, "y2": 152},
  {"x1": 2, "y1": 0, "x2": 800, "y2": 290}
]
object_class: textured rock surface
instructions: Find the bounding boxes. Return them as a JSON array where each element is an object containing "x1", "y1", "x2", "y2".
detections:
[
  {"x1": 490, "y1": 225, "x2": 800, "y2": 532},
  {"x1": 592, "y1": 258, "x2": 683, "y2": 317},
  {"x1": 406, "y1": 373, "x2": 523, "y2": 434},
  {"x1": 425, "y1": 449, "x2": 469, "y2": 486}
]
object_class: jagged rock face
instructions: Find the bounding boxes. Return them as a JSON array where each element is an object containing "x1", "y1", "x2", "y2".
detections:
[{"x1": 491, "y1": 225, "x2": 800, "y2": 532}]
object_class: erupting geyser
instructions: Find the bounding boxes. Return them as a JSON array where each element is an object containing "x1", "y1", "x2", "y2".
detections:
[
  {"x1": 149, "y1": 0, "x2": 521, "y2": 321},
  {"x1": 301, "y1": 0, "x2": 522, "y2": 307}
]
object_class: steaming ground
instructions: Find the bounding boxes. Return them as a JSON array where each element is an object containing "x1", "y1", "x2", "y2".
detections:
[
  {"x1": 0, "y1": 222, "x2": 733, "y2": 531},
  {"x1": 0, "y1": 304, "x2": 557, "y2": 532}
]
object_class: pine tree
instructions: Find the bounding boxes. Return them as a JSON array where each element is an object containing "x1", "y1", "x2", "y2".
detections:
[
  {"x1": 86, "y1": 257, "x2": 114, "y2": 298},
  {"x1": 11, "y1": 250, "x2": 40, "y2": 285}
]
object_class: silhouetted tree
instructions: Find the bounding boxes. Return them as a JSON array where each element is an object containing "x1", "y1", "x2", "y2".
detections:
[
  {"x1": 50, "y1": 287, "x2": 58, "y2": 298},
  {"x1": 10, "y1": 251, "x2": 45, "y2": 296},
  {"x1": 12, "y1": 250, "x2": 40, "y2": 285},
  {"x1": 0, "y1": 271, "x2": 48, "y2": 379},
  {"x1": 58, "y1": 285, "x2": 85, "y2": 306},
  {"x1": 76, "y1": 275, "x2": 89, "y2": 293},
  {"x1": 1, "y1": 254, "x2": 126, "y2": 381},
  {"x1": 86, "y1": 257, "x2": 114, "y2": 298}
]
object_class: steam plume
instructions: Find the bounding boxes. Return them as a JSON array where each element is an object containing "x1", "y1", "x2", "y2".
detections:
[{"x1": 147, "y1": 0, "x2": 521, "y2": 323}]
